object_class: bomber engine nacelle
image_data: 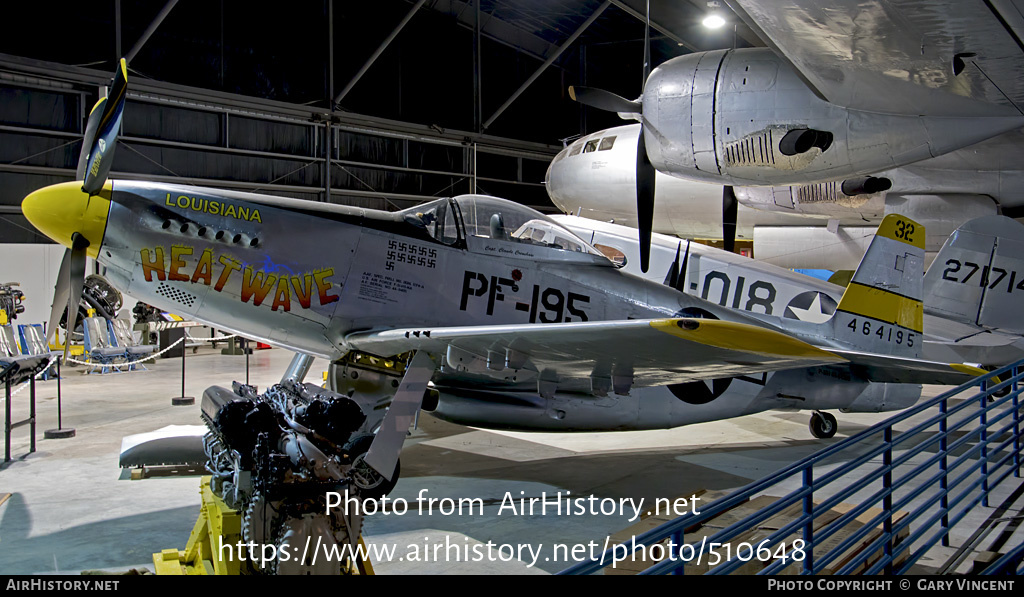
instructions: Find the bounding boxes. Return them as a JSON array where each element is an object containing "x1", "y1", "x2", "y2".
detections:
[
  {"x1": 733, "y1": 177, "x2": 891, "y2": 219},
  {"x1": 641, "y1": 48, "x2": 1023, "y2": 187}
]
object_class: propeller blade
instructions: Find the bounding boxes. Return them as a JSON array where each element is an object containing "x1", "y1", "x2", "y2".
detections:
[
  {"x1": 62, "y1": 233, "x2": 90, "y2": 362},
  {"x1": 81, "y1": 58, "x2": 127, "y2": 195},
  {"x1": 46, "y1": 249, "x2": 73, "y2": 348},
  {"x1": 643, "y1": 0, "x2": 651, "y2": 83},
  {"x1": 636, "y1": 129, "x2": 656, "y2": 273},
  {"x1": 569, "y1": 86, "x2": 641, "y2": 114},
  {"x1": 76, "y1": 97, "x2": 107, "y2": 180},
  {"x1": 723, "y1": 185, "x2": 738, "y2": 253}
]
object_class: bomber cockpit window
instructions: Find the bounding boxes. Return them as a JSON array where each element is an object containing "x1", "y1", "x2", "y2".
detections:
[
  {"x1": 598, "y1": 136, "x2": 616, "y2": 151},
  {"x1": 511, "y1": 220, "x2": 586, "y2": 253},
  {"x1": 400, "y1": 198, "x2": 459, "y2": 245},
  {"x1": 568, "y1": 143, "x2": 583, "y2": 157},
  {"x1": 583, "y1": 139, "x2": 599, "y2": 153},
  {"x1": 454, "y1": 195, "x2": 603, "y2": 257}
]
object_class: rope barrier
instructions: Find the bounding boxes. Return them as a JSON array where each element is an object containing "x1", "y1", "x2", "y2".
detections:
[
  {"x1": 2, "y1": 334, "x2": 243, "y2": 398},
  {"x1": 65, "y1": 336, "x2": 186, "y2": 368},
  {"x1": 3, "y1": 333, "x2": 241, "y2": 405},
  {"x1": 65, "y1": 334, "x2": 239, "y2": 368}
]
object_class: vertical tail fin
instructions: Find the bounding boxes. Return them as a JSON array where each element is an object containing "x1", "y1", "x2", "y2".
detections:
[
  {"x1": 831, "y1": 214, "x2": 924, "y2": 357},
  {"x1": 923, "y1": 215, "x2": 1024, "y2": 334}
]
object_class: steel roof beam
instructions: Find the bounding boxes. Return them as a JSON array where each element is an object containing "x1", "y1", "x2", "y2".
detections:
[
  {"x1": 483, "y1": 0, "x2": 611, "y2": 130},
  {"x1": 334, "y1": 0, "x2": 428, "y2": 105},
  {"x1": 429, "y1": 0, "x2": 560, "y2": 64},
  {"x1": 125, "y1": 0, "x2": 180, "y2": 63},
  {"x1": 609, "y1": 0, "x2": 699, "y2": 52}
]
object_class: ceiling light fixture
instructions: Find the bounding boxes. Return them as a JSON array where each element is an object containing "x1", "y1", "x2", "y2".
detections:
[
  {"x1": 702, "y1": 13, "x2": 726, "y2": 29},
  {"x1": 703, "y1": 1, "x2": 726, "y2": 29}
]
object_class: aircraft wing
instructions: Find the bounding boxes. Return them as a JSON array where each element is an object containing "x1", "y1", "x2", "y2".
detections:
[
  {"x1": 345, "y1": 318, "x2": 847, "y2": 390},
  {"x1": 827, "y1": 349, "x2": 992, "y2": 385},
  {"x1": 729, "y1": 0, "x2": 1024, "y2": 117}
]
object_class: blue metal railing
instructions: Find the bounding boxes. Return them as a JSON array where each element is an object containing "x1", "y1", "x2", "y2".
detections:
[
  {"x1": 560, "y1": 359, "x2": 1024, "y2": 575},
  {"x1": 981, "y1": 541, "x2": 1024, "y2": 574}
]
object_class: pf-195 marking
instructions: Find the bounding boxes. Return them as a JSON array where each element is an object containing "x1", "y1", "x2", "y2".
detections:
[{"x1": 460, "y1": 270, "x2": 590, "y2": 322}]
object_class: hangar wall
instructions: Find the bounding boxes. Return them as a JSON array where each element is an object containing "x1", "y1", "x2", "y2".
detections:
[
  {"x1": 0, "y1": 58, "x2": 558, "y2": 246},
  {"x1": 1, "y1": 245, "x2": 80, "y2": 329}
]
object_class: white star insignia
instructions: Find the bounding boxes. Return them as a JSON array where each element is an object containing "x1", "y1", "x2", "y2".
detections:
[{"x1": 788, "y1": 293, "x2": 833, "y2": 324}]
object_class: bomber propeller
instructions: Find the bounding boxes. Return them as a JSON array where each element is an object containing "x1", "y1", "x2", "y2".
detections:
[
  {"x1": 567, "y1": 1, "x2": 659, "y2": 272},
  {"x1": 568, "y1": 84, "x2": 742, "y2": 265},
  {"x1": 567, "y1": 4, "x2": 742, "y2": 269},
  {"x1": 722, "y1": 185, "x2": 738, "y2": 253}
]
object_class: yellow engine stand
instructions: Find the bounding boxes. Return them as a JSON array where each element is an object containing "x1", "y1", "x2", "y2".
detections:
[
  {"x1": 153, "y1": 476, "x2": 374, "y2": 575},
  {"x1": 48, "y1": 328, "x2": 85, "y2": 357},
  {"x1": 153, "y1": 476, "x2": 243, "y2": 575}
]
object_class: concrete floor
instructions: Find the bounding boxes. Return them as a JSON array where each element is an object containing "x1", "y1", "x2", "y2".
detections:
[{"x1": 1, "y1": 345, "x2": 1021, "y2": 575}]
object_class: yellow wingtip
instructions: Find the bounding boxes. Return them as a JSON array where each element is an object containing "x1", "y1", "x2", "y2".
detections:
[
  {"x1": 950, "y1": 363, "x2": 1002, "y2": 388},
  {"x1": 651, "y1": 318, "x2": 847, "y2": 361}
]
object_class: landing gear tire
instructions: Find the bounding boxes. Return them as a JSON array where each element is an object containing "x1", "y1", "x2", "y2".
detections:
[
  {"x1": 345, "y1": 435, "x2": 400, "y2": 500},
  {"x1": 809, "y1": 411, "x2": 837, "y2": 439}
]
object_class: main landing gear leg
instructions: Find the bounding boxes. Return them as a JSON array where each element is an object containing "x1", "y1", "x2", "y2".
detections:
[
  {"x1": 809, "y1": 410, "x2": 838, "y2": 439},
  {"x1": 361, "y1": 351, "x2": 436, "y2": 488}
]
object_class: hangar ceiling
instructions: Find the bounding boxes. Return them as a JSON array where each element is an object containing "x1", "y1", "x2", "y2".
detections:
[{"x1": 0, "y1": 0, "x2": 752, "y2": 243}]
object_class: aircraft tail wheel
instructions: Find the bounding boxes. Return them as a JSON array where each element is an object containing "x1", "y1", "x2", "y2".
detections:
[
  {"x1": 809, "y1": 411, "x2": 838, "y2": 439},
  {"x1": 346, "y1": 434, "x2": 400, "y2": 500}
]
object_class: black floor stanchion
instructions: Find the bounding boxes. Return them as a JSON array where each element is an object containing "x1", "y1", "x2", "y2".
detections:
[
  {"x1": 29, "y1": 376, "x2": 35, "y2": 452},
  {"x1": 172, "y1": 339, "x2": 194, "y2": 406},
  {"x1": 5, "y1": 375, "x2": 10, "y2": 462},
  {"x1": 244, "y1": 338, "x2": 250, "y2": 385},
  {"x1": 4, "y1": 358, "x2": 43, "y2": 461},
  {"x1": 45, "y1": 358, "x2": 75, "y2": 439}
]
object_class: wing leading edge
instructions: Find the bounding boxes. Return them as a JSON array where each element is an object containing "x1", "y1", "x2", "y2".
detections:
[{"x1": 730, "y1": 0, "x2": 1024, "y2": 117}]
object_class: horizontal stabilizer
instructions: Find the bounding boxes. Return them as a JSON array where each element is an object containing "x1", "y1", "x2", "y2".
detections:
[{"x1": 826, "y1": 349, "x2": 991, "y2": 385}]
